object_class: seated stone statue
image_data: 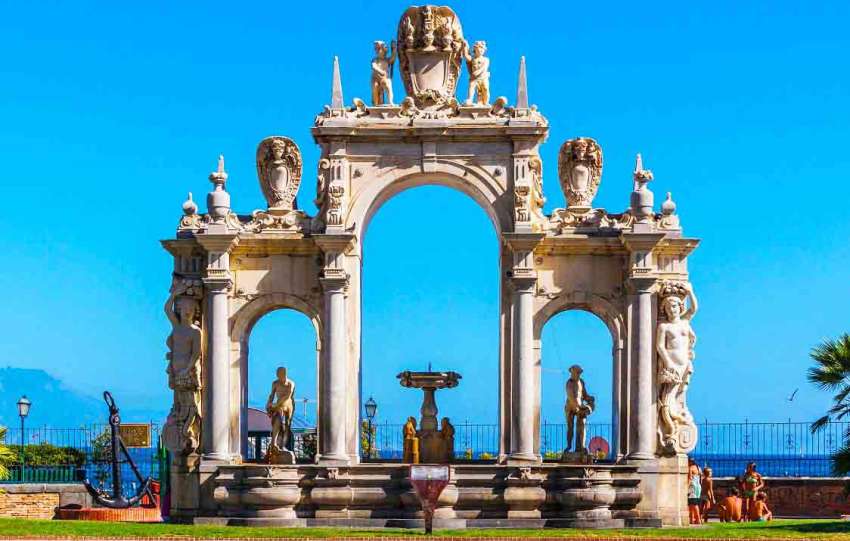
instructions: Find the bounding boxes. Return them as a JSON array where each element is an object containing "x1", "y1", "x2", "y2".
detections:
[
  {"x1": 402, "y1": 416, "x2": 420, "y2": 464},
  {"x1": 440, "y1": 417, "x2": 455, "y2": 463}
]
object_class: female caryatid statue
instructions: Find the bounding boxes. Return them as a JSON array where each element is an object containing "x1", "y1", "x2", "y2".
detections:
[
  {"x1": 256, "y1": 136, "x2": 302, "y2": 211},
  {"x1": 656, "y1": 281, "x2": 699, "y2": 454},
  {"x1": 558, "y1": 137, "x2": 603, "y2": 210},
  {"x1": 163, "y1": 277, "x2": 203, "y2": 455}
]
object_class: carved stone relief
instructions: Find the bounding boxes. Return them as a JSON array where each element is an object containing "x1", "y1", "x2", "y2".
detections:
[
  {"x1": 256, "y1": 136, "x2": 303, "y2": 211},
  {"x1": 558, "y1": 137, "x2": 603, "y2": 210}
]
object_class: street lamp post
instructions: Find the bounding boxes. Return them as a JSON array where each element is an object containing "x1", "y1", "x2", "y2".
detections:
[
  {"x1": 364, "y1": 396, "x2": 377, "y2": 459},
  {"x1": 17, "y1": 396, "x2": 31, "y2": 482}
]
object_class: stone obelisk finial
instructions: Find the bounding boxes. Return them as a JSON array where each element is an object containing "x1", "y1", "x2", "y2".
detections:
[
  {"x1": 516, "y1": 56, "x2": 529, "y2": 109},
  {"x1": 331, "y1": 56, "x2": 344, "y2": 109}
]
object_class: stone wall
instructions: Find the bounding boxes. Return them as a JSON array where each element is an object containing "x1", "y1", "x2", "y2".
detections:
[
  {"x1": 0, "y1": 484, "x2": 92, "y2": 519},
  {"x1": 713, "y1": 477, "x2": 850, "y2": 518}
]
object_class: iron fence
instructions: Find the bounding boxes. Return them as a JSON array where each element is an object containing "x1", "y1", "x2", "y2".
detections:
[
  {"x1": 1, "y1": 423, "x2": 162, "y2": 491},
  {"x1": 690, "y1": 420, "x2": 849, "y2": 477},
  {"x1": 364, "y1": 421, "x2": 615, "y2": 461}
]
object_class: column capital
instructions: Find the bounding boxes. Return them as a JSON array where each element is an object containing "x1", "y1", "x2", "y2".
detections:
[
  {"x1": 620, "y1": 231, "x2": 665, "y2": 252},
  {"x1": 196, "y1": 232, "x2": 240, "y2": 254},
  {"x1": 202, "y1": 275, "x2": 233, "y2": 292},
  {"x1": 509, "y1": 272, "x2": 537, "y2": 293},
  {"x1": 313, "y1": 232, "x2": 356, "y2": 254},
  {"x1": 502, "y1": 231, "x2": 545, "y2": 252},
  {"x1": 628, "y1": 276, "x2": 657, "y2": 294},
  {"x1": 320, "y1": 271, "x2": 349, "y2": 293}
]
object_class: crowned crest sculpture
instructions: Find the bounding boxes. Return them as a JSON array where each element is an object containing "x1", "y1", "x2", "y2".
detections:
[
  {"x1": 396, "y1": 5, "x2": 465, "y2": 108},
  {"x1": 558, "y1": 137, "x2": 603, "y2": 210},
  {"x1": 256, "y1": 136, "x2": 303, "y2": 211}
]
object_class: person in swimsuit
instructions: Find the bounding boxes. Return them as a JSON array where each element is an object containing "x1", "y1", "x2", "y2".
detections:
[
  {"x1": 700, "y1": 466, "x2": 715, "y2": 522},
  {"x1": 741, "y1": 462, "x2": 764, "y2": 521},
  {"x1": 717, "y1": 487, "x2": 743, "y2": 522},
  {"x1": 748, "y1": 491, "x2": 772, "y2": 522},
  {"x1": 687, "y1": 458, "x2": 702, "y2": 524}
]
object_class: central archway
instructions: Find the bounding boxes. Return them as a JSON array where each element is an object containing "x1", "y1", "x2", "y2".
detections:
[{"x1": 358, "y1": 177, "x2": 504, "y2": 460}]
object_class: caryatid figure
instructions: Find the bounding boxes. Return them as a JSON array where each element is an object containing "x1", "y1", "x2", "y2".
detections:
[
  {"x1": 462, "y1": 40, "x2": 490, "y2": 105},
  {"x1": 371, "y1": 40, "x2": 397, "y2": 105},
  {"x1": 656, "y1": 282, "x2": 698, "y2": 450},
  {"x1": 564, "y1": 364, "x2": 595, "y2": 454},
  {"x1": 266, "y1": 366, "x2": 296, "y2": 453},
  {"x1": 163, "y1": 278, "x2": 203, "y2": 454}
]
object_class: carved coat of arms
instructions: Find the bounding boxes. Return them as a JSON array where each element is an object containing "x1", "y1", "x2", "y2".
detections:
[
  {"x1": 558, "y1": 137, "x2": 603, "y2": 209},
  {"x1": 256, "y1": 136, "x2": 303, "y2": 211},
  {"x1": 396, "y1": 5, "x2": 465, "y2": 108}
]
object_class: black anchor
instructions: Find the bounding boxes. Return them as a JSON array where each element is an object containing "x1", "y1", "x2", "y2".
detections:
[{"x1": 83, "y1": 391, "x2": 153, "y2": 508}]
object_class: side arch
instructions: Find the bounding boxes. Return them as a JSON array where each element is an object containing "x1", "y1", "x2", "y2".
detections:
[
  {"x1": 229, "y1": 293, "x2": 324, "y2": 458},
  {"x1": 534, "y1": 291, "x2": 627, "y2": 459}
]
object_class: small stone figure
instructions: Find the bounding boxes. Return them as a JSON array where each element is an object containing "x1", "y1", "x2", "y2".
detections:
[
  {"x1": 266, "y1": 367, "x2": 296, "y2": 463},
  {"x1": 403, "y1": 416, "x2": 420, "y2": 464},
  {"x1": 564, "y1": 365, "x2": 595, "y2": 455},
  {"x1": 462, "y1": 40, "x2": 490, "y2": 105},
  {"x1": 440, "y1": 417, "x2": 455, "y2": 462},
  {"x1": 371, "y1": 40, "x2": 397, "y2": 106}
]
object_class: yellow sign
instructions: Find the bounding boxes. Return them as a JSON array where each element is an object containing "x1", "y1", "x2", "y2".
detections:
[{"x1": 119, "y1": 423, "x2": 151, "y2": 448}]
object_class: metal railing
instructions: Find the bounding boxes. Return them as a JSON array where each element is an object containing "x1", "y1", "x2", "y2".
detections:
[
  {"x1": 364, "y1": 421, "x2": 615, "y2": 461},
  {"x1": 1, "y1": 423, "x2": 162, "y2": 489},
  {"x1": 690, "y1": 420, "x2": 850, "y2": 477}
]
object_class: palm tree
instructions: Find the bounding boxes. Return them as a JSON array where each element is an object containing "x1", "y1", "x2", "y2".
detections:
[
  {"x1": 0, "y1": 427, "x2": 18, "y2": 479},
  {"x1": 808, "y1": 333, "x2": 850, "y2": 475}
]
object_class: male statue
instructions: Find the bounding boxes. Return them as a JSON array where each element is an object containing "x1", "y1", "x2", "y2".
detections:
[
  {"x1": 371, "y1": 40, "x2": 397, "y2": 105},
  {"x1": 462, "y1": 40, "x2": 490, "y2": 105},
  {"x1": 564, "y1": 364, "x2": 595, "y2": 454},
  {"x1": 266, "y1": 366, "x2": 296, "y2": 456}
]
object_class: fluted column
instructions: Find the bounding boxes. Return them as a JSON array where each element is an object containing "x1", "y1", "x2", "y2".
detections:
[
  {"x1": 510, "y1": 275, "x2": 537, "y2": 462},
  {"x1": 629, "y1": 277, "x2": 656, "y2": 460},
  {"x1": 320, "y1": 274, "x2": 349, "y2": 463}
]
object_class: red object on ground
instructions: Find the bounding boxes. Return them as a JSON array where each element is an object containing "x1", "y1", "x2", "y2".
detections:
[
  {"x1": 57, "y1": 481, "x2": 162, "y2": 522},
  {"x1": 410, "y1": 465, "x2": 450, "y2": 534},
  {"x1": 588, "y1": 436, "x2": 610, "y2": 457}
]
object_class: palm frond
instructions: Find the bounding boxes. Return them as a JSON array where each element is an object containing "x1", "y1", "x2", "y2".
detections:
[
  {"x1": 832, "y1": 443, "x2": 850, "y2": 477},
  {"x1": 811, "y1": 415, "x2": 831, "y2": 433},
  {"x1": 808, "y1": 334, "x2": 850, "y2": 391}
]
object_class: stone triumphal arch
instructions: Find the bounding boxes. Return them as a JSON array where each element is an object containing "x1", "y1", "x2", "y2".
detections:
[{"x1": 161, "y1": 5, "x2": 699, "y2": 527}]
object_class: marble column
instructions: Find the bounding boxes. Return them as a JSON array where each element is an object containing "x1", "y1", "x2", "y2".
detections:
[
  {"x1": 510, "y1": 275, "x2": 537, "y2": 462},
  {"x1": 320, "y1": 274, "x2": 350, "y2": 464},
  {"x1": 628, "y1": 277, "x2": 656, "y2": 460},
  {"x1": 203, "y1": 277, "x2": 231, "y2": 460}
]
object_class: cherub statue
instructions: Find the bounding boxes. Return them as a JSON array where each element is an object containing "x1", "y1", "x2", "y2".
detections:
[
  {"x1": 371, "y1": 40, "x2": 397, "y2": 106},
  {"x1": 266, "y1": 366, "x2": 296, "y2": 454},
  {"x1": 657, "y1": 282, "x2": 698, "y2": 450},
  {"x1": 163, "y1": 277, "x2": 203, "y2": 454},
  {"x1": 564, "y1": 364, "x2": 595, "y2": 454},
  {"x1": 462, "y1": 40, "x2": 490, "y2": 105}
]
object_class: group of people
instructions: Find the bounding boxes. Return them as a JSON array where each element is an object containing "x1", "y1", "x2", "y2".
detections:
[{"x1": 687, "y1": 460, "x2": 773, "y2": 524}]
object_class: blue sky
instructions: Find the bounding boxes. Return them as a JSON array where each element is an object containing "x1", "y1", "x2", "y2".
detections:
[{"x1": 1, "y1": 1, "x2": 849, "y2": 427}]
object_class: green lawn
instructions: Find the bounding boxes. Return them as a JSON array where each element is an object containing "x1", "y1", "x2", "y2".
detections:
[{"x1": 0, "y1": 518, "x2": 848, "y2": 539}]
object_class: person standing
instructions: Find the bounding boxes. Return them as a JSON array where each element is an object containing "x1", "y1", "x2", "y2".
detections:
[
  {"x1": 700, "y1": 466, "x2": 716, "y2": 522},
  {"x1": 687, "y1": 458, "x2": 702, "y2": 524}
]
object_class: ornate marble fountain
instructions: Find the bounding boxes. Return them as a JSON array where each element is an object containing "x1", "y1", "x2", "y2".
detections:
[{"x1": 397, "y1": 370, "x2": 460, "y2": 463}]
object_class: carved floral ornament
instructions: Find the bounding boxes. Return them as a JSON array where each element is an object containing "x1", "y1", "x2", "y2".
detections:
[
  {"x1": 256, "y1": 136, "x2": 303, "y2": 211},
  {"x1": 558, "y1": 137, "x2": 603, "y2": 209},
  {"x1": 397, "y1": 5, "x2": 465, "y2": 108}
]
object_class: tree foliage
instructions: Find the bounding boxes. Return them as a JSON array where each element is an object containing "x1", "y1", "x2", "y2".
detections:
[{"x1": 808, "y1": 333, "x2": 850, "y2": 476}]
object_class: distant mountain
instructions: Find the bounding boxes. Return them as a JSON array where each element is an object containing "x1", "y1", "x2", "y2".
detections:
[{"x1": 0, "y1": 367, "x2": 167, "y2": 428}]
